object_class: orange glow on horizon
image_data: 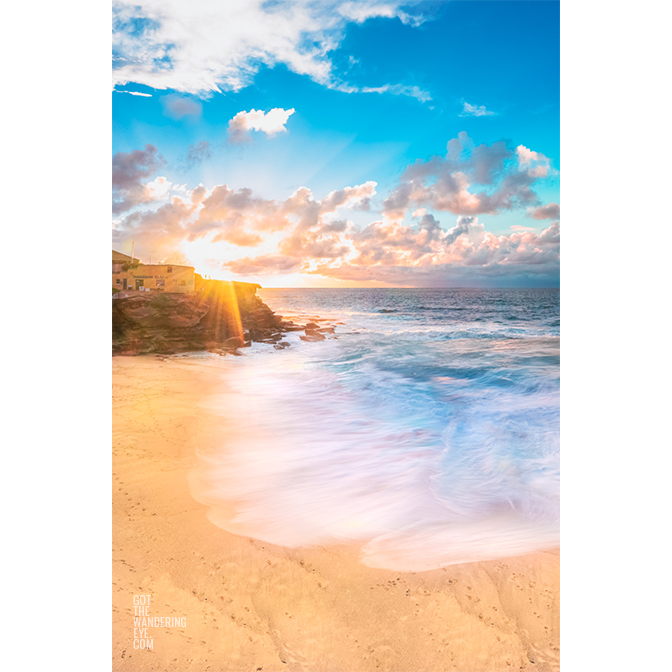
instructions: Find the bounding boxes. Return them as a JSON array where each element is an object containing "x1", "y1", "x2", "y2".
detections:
[
  {"x1": 196, "y1": 268, "x2": 407, "y2": 289},
  {"x1": 178, "y1": 236, "x2": 409, "y2": 289}
]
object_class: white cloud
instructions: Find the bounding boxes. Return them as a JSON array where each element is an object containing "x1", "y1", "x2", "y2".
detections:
[
  {"x1": 112, "y1": 150, "x2": 559, "y2": 285},
  {"x1": 116, "y1": 90, "x2": 152, "y2": 97},
  {"x1": 145, "y1": 176, "x2": 173, "y2": 200},
  {"x1": 337, "y1": 1, "x2": 425, "y2": 26},
  {"x1": 460, "y1": 101, "x2": 496, "y2": 117},
  {"x1": 527, "y1": 202, "x2": 560, "y2": 220},
  {"x1": 382, "y1": 133, "x2": 549, "y2": 219},
  {"x1": 112, "y1": 0, "x2": 429, "y2": 100},
  {"x1": 517, "y1": 145, "x2": 551, "y2": 178},
  {"x1": 113, "y1": 133, "x2": 559, "y2": 285},
  {"x1": 360, "y1": 83, "x2": 431, "y2": 103},
  {"x1": 516, "y1": 145, "x2": 541, "y2": 165},
  {"x1": 228, "y1": 108, "x2": 296, "y2": 143}
]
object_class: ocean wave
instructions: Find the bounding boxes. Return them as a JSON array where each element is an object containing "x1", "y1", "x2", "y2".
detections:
[{"x1": 189, "y1": 331, "x2": 559, "y2": 570}]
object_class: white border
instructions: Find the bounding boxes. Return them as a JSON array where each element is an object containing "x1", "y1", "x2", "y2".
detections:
[
  {"x1": 3, "y1": 0, "x2": 110, "y2": 668},
  {"x1": 561, "y1": 0, "x2": 669, "y2": 670}
]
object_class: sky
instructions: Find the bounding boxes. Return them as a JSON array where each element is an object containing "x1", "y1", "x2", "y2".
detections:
[{"x1": 112, "y1": 0, "x2": 559, "y2": 287}]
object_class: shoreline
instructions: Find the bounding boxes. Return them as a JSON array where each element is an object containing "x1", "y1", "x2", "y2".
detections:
[{"x1": 113, "y1": 354, "x2": 559, "y2": 672}]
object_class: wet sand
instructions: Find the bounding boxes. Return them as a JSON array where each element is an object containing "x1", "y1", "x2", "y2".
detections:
[{"x1": 112, "y1": 355, "x2": 559, "y2": 672}]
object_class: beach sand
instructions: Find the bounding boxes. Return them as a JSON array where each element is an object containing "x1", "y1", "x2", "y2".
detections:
[{"x1": 113, "y1": 355, "x2": 559, "y2": 672}]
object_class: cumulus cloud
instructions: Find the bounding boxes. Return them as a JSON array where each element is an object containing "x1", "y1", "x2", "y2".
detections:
[
  {"x1": 225, "y1": 255, "x2": 304, "y2": 276},
  {"x1": 277, "y1": 182, "x2": 378, "y2": 233},
  {"x1": 312, "y1": 219, "x2": 559, "y2": 286},
  {"x1": 320, "y1": 181, "x2": 377, "y2": 214},
  {"x1": 349, "y1": 215, "x2": 440, "y2": 265},
  {"x1": 280, "y1": 229, "x2": 350, "y2": 260},
  {"x1": 112, "y1": 144, "x2": 165, "y2": 213},
  {"x1": 113, "y1": 176, "x2": 380, "y2": 263},
  {"x1": 112, "y1": 196, "x2": 197, "y2": 262},
  {"x1": 112, "y1": 144, "x2": 163, "y2": 191},
  {"x1": 191, "y1": 185, "x2": 284, "y2": 245},
  {"x1": 516, "y1": 145, "x2": 551, "y2": 178},
  {"x1": 111, "y1": 139, "x2": 559, "y2": 286},
  {"x1": 228, "y1": 108, "x2": 295, "y2": 144},
  {"x1": 444, "y1": 215, "x2": 475, "y2": 246},
  {"x1": 460, "y1": 101, "x2": 496, "y2": 117},
  {"x1": 112, "y1": 0, "x2": 430, "y2": 101},
  {"x1": 144, "y1": 176, "x2": 173, "y2": 200},
  {"x1": 190, "y1": 185, "x2": 207, "y2": 205},
  {"x1": 184, "y1": 180, "x2": 377, "y2": 249},
  {"x1": 381, "y1": 132, "x2": 551, "y2": 219},
  {"x1": 290, "y1": 211, "x2": 556, "y2": 285},
  {"x1": 528, "y1": 202, "x2": 560, "y2": 220}
]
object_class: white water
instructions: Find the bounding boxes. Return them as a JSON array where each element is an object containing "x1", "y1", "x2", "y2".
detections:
[{"x1": 189, "y1": 289, "x2": 560, "y2": 571}]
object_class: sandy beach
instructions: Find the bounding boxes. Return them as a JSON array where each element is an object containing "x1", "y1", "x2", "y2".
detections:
[{"x1": 113, "y1": 355, "x2": 559, "y2": 672}]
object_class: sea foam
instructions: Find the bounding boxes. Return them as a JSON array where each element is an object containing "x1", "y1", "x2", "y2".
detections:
[{"x1": 190, "y1": 289, "x2": 559, "y2": 571}]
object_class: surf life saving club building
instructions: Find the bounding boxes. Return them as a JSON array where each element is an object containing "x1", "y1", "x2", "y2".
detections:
[{"x1": 112, "y1": 250, "x2": 195, "y2": 294}]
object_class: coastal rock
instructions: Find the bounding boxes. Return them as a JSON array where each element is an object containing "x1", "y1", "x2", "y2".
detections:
[
  {"x1": 222, "y1": 336, "x2": 245, "y2": 349},
  {"x1": 113, "y1": 277, "x2": 288, "y2": 355},
  {"x1": 305, "y1": 329, "x2": 326, "y2": 339},
  {"x1": 300, "y1": 332, "x2": 326, "y2": 342}
]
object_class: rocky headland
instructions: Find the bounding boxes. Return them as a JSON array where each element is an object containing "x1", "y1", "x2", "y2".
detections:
[{"x1": 112, "y1": 276, "x2": 312, "y2": 356}]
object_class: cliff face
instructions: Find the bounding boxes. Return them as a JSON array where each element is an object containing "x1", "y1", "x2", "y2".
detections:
[{"x1": 112, "y1": 279, "x2": 291, "y2": 355}]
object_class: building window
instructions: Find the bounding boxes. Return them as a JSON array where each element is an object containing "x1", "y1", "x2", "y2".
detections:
[
  {"x1": 156, "y1": 279, "x2": 165, "y2": 287},
  {"x1": 135, "y1": 279, "x2": 144, "y2": 290},
  {"x1": 115, "y1": 278, "x2": 121, "y2": 285},
  {"x1": 180, "y1": 280, "x2": 186, "y2": 286},
  {"x1": 167, "y1": 267, "x2": 173, "y2": 273}
]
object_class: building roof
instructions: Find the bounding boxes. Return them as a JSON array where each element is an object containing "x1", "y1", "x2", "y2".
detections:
[
  {"x1": 112, "y1": 250, "x2": 196, "y2": 270},
  {"x1": 137, "y1": 263, "x2": 195, "y2": 270}
]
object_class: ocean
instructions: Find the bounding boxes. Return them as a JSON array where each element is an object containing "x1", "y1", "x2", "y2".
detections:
[{"x1": 190, "y1": 288, "x2": 559, "y2": 571}]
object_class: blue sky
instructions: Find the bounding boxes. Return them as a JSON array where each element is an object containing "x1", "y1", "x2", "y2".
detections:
[{"x1": 112, "y1": 0, "x2": 559, "y2": 287}]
